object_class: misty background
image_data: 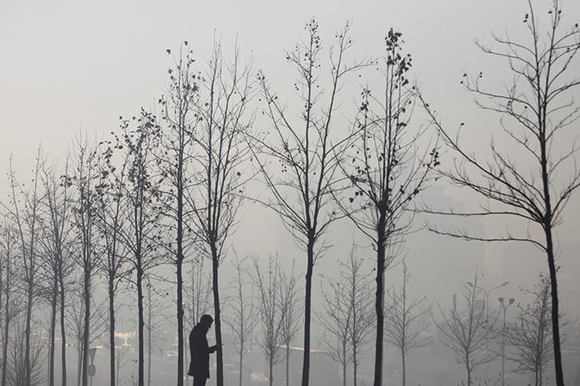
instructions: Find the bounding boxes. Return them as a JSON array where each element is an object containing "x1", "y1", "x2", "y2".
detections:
[{"x1": 1, "y1": 0, "x2": 579, "y2": 385}]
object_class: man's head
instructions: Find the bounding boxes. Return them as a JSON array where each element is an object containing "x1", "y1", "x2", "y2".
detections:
[{"x1": 199, "y1": 314, "x2": 213, "y2": 330}]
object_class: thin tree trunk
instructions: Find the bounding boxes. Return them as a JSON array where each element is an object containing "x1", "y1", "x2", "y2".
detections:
[
  {"x1": 239, "y1": 344, "x2": 243, "y2": 386},
  {"x1": 48, "y1": 285, "x2": 58, "y2": 386},
  {"x1": 401, "y1": 353, "x2": 406, "y2": 386},
  {"x1": 545, "y1": 229, "x2": 564, "y2": 386},
  {"x1": 1, "y1": 257, "x2": 11, "y2": 386},
  {"x1": 269, "y1": 357, "x2": 273, "y2": 386},
  {"x1": 176, "y1": 172, "x2": 184, "y2": 386},
  {"x1": 60, "y1": 274, "x2": 68, "y2": 386},
  {"x1": 137, "y1": 268, "x2": 144, "y2": 386},
  {"x1": 77, "y1": 341, "x2": 83, "y2": 386},
  {"x1": 177, "y1": 259, "x2": 184, "y2": 386},
  {"x1": 466, "y1": 356, "x2": 472, "y2": 386},
  {"x1": 0, "y1": 316, "x2": 8, "y2": 386},
  {"x1": 147, "y1": 282, "x2": 152, "y2": 386},
  {"x1": 537, "y1": 76, "x2": 564, "y2": 384},
  {"x1": 25, "y1": 275, "x2": 33, "y2": 386},
  {"x1": 82, "y1": 269, "x2": 91, "y2": 386},
  {"x1": 211, "y1": 245, "x2": 224, "y2": 386},
  {"x1": 116, "y1": 352, "x2": 121, "y2": 386},
  {"x1": 536, "y1": 328, "x2": 543, "y2": 386},
  {"x1": 301, "y1": 239, "x2": 314, "y2": 386},
  {"x1": 342, "y1": 351, "x2": 347, "y2": 386},
  {"x1": 353, "y1": 346, "x2": 358, "y2": 386},
  {"x1": 108, "y1": 276, "x2": 116, "y2": 386},
  {"x1": 373, "y1": 215, "x2": 386, "y2": 386},
  {"x1": 285, "y1": 343, "x2": 290, "y2": 386}
]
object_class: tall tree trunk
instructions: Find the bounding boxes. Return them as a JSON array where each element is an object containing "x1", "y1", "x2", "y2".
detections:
[
  {"x1": 147, "y1": 281, "x2": 152, "y2": 386},
  {"x1": 77, "y1": 341, "x2": 83, "y2": 386},
  {"x1": 401, "y1": 353, "x2": 406, "y2": 386},
  {"x1": 137, "y1": 267, "x2": 144, "y2": 386},
  {"x1": 373, "y1": 214, "x2": 386, "y2": 386},
  {"x1": 536, "y1": 328, "x2": 543, "y2": 386},
  {"x1": 82, "y1": 270, "x2": 91, "y2": 386},
  {"x1": 353, "y1": 345, "x2": 358, "y2": 386},
  {"x1": 285, "y1": 343, "x2": 290, "y2": 386},
  {"x1": 342, "y1": 349, "x2": 347, "y2": 386},
  {"x1": 60, "y1": 274, "x2": 68, "y2": 386},
  {"x1": 211, "y1": 245, "x2": 224, "y2": 386},
  {"x1": 538, "y1": 89, "x2": 564, "y2": 385},
  {"x1": 48, "y1": 285, "x2": 58, "y2": 386},
  {"x1": 239, "y1": 344, "x2": 243, "y2": 386},
  {"x1": 25, "y1": 276, "x2": 33, "y2": 386},
  {"x1": 1, "y1": 258, "x2": 11, "y2": 386},
  {"x1": 465, "y1": 356, "x2": 472, "y2": 386},
  {"x1": 301, "y1": 239, "x2": 314, "y2": 386},
  {"x1": 116, "y1": 351, "x2": 121, "y2": 386},
  {"x1": 545, "y1": 228, "x2": 564, "y2": 386},
  {"x1": 108, "y1": 276, "x2": 116, "y2": 386},
  {"x1": 176, "y1": 174, "x2": 184, "y2": 386},
  {"x1": 269, "y1": 357, "x2": 273, "y2": 386}
]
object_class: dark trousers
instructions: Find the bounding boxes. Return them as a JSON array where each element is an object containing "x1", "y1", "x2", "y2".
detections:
[{"x1": 193, "y1": 377, "x2": 207, "y2": 386}]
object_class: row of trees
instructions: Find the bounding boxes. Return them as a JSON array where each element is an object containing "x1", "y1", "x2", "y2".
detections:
[
  {"x1": 0, "y1": 209, "x2": 564, "y2": 386},
  {"x1": 417, "y1": 1, "x2": 579, "y2": 384},
  {"x1": 1, "y1": 0, "x2": 578, "y2": 385}
]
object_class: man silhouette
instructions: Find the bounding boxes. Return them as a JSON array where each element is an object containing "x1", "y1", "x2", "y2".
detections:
[{"x1": 188, "y1": 314, "x2": 217, "y2": 386}]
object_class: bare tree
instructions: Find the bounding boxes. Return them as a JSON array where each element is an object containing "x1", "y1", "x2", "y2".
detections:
[
  {"x1": 95, "y1": 140, "x2": 130, "y2": 386},
  {"x1": 344, "y1": 246, "x2": 374, "y2": 386},
  {"x1": 34, "y1": 226, "x2": 59, "y2": 386},
  {"x1": 66, "y1": 286, "x2": 107, "y2": 386},
  {"x1": 7, "y1": 316, "x2": 46, "y2": 386},
  {"x1": 0, "y1": 222, "x2": 24, "y2": 386},
  {"x1": 224, "y1": 254, "x2": 257, "y2": 386},
  {"x1": 67, "y1": 137, "x2": 103, "y2": 386},
  {"x1": 278, "y1": 260, "x2": 301, "y2": 386},
  {"x1": 434, "y1": 273, "x2": 498, "y2": 386},
  {"x1": 144, "y1": 276, "x2": 167, "y2": 386},
  {"x1": 249, "y1": 20, "x2": 366, "y2": 386},
  {"x1": 317, "y1": 272, "x2": 351, "y2": 386},
  {"x1": 38, "y1": 160, "x2": 76, "y2": 386},
  {"x1": 385, "y1": 262, "x2": 431, "y2": 386},
  {"x1": 3, "y1": 152, "x2": 44, "y2": 386},
  {"x1": 116, "y1": 111, "x2": 165, "y2": 386},
  {"x1": 252, "y1": 254, "x2": 284, "y2": 386},
  {"x1": 417, "y1": 2, "x2": 580, "y2": 384},
  {"x1": 98, "y1": 317, "x2": 133, "y2": 386},
  {"x1": 158, "y1": 42, "x2": 199, "y2": 386},
  {"x1": 184, "y1": 41, "x2": 254, "y2": 386},
  {"x1": 114, "y1": 345, "x2": 130, "y2": 386},
  {"x1": 337, "y1": 29, "x2": 438, "y2": 386},
  {"x1": 506, "y1": 275, "x2": 559, "y2": 386}
]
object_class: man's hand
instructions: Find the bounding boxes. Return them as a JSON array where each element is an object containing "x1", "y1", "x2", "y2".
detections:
[{"x1": 209, "y1": 345, "x2": 217, "y2": 354}]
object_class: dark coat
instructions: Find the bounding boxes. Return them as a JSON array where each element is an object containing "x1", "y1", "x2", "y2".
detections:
[{"x1": 188, "y1": 324, "x2": 215, "y2": 379}]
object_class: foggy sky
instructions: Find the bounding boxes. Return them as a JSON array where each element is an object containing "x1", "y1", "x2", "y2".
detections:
[{"x1": 1, "y1": 0, "x2": 580, "y2": 329}]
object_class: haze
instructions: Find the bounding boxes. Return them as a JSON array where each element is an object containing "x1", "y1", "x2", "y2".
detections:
[{"x1": 1, "y1": 0, "x2": 579, "y2": 386}]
